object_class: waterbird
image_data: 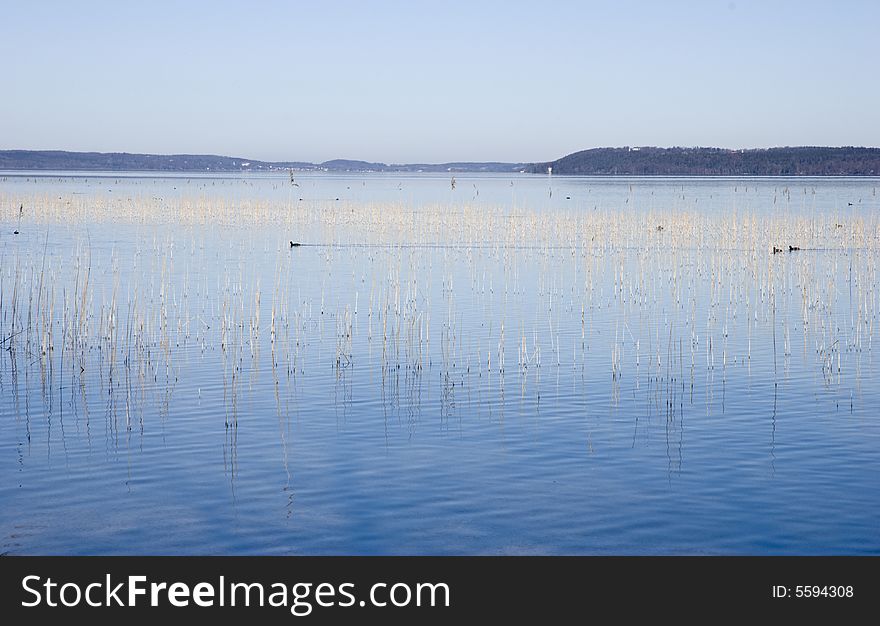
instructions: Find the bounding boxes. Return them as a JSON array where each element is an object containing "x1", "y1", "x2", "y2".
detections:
[
  {"x1": 789, "y1": 245, "x2": 800, "y2": 252},
  {"x1": 290, "y1": 241, "x2": 301, "y2": 248},
  {"x1": 773, "y1": 247, "x2": 783, "y2": 254}
]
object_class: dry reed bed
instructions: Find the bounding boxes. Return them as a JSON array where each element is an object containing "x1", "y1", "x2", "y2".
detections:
[
  {"x1": 1, "y1": 191, "x2": 877, "y2": 431},
  {"x1": 3, "y1": 191, "x2": 878, "y2": 249}
]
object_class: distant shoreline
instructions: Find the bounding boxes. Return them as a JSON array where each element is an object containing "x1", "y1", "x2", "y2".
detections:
[
  {"x1": 3, "y1": 171, "x2": 879, "y2": 180},
  {"x1": 1, "y1": 146, "x2": 878, "y2": 176}
]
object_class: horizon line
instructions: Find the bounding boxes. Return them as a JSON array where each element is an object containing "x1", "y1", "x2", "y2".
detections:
[{"x1": 2, "y1": 145, "x2": 880, "y2": 167}]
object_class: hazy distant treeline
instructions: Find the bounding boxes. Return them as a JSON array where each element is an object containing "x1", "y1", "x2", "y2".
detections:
[
  {"x1": 0, "y1": 150, "x2": 525, "y2": 173},
  {"x1": 531, "y1": 147, "x2": 880, "y2": 176},
  {"x1": 2, "y1": 147, "x2": 878, "y2": 175}
]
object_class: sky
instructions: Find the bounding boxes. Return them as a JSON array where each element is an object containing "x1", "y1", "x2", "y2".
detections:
[{"x1": 1, "y1": 0, "x2": 877, "y2": 163}]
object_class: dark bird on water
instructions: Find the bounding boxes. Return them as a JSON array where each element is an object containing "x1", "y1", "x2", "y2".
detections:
[
  {"x1": 656, "y1": 225, "x2": 664, "y2": 232},
  {"x1": 789, "y1": 245, "x2": 800, "y2": 251},
  {"x1": 848, "y1": 202, "x2": 853, "y2": 206},
  {"x1": 290, "y1": 241, "x2": 302, "y2": 248},
  {"x1": 773, "y1": 247, "x2": 783, "y2": 254}
]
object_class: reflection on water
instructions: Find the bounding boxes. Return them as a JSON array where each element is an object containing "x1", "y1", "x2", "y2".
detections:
[{"x1": 0, "y1": 172, "x2": 879, "y2": 555}]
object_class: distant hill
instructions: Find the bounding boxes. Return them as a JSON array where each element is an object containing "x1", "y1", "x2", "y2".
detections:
[
  {"x1": 532, "y1": 147, "x2": 880, "y2": 176},
  {"x1": 0, "y1": 150, "x2": 526, "y2": 173},
  {"x1": 0, "y1": 150, "x2": 313, "y2": 172},
  {"x1": 3, "y1": 147, "x2": 878, "y2": 176}
]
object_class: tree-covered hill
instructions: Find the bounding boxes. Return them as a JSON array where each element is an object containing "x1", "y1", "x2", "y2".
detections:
[{"x1": 531, "y1": 147, "x2": 880, "y2": 176}]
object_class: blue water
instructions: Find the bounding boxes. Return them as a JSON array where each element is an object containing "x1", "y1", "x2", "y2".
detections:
[{"x1": 0, "y1": 172, "x2": 878, "y2": 554}]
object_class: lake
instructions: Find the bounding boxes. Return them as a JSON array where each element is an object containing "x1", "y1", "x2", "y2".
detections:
[{"x1": 1, "y1": 171, "x2": 878, "y2": 554}]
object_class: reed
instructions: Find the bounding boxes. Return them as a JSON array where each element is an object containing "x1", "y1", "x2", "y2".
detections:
[{"x1": 1, "y1": 186, "x2": 877, "y2": 451}]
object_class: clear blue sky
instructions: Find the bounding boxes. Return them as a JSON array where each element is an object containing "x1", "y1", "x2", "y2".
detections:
[{"x1": 1, "y1": 0, "x2": 876, "y2": 163}]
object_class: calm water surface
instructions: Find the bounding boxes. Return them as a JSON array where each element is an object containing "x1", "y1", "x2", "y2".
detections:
[{"x1": 1, "y1": 172, "x2": 878, "y2": 554}]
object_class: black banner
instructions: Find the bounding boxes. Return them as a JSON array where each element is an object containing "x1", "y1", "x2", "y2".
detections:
[{"x1": 0, "y1": 557, "x2": 874, "y2": 622}]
